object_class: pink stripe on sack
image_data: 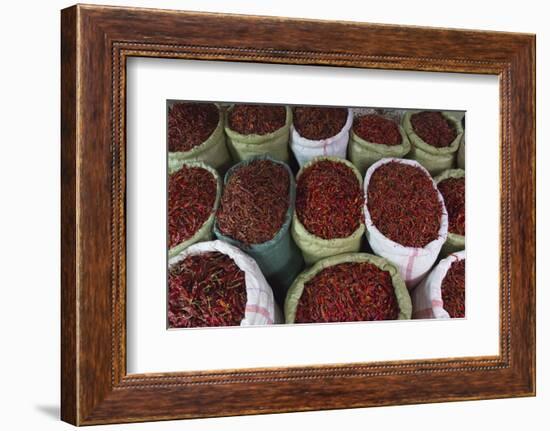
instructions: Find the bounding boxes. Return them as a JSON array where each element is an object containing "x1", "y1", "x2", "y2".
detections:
[
  {"x1": 413, "y1": 308, "x2": 435, "y2": 319},
  {"x1": 245, "y1": 304, "x2": 273, "y2": 324},
  {"x1": 405, "y1": 248, "x2": 420, "y2": 286},
  {"x1": 323, "y1": 140, "x2": 327, "y2": 156},
  {"x1": 432, "y1": 299, "x2": 444, "y2": 308}
]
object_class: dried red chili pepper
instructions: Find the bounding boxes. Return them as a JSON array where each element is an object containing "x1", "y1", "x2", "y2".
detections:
[
  {"x1": 217, "y1": 160, "x2": 290, "y2": 244},
  {"x1": 168, "y1": 102, "x2": 219, "y2": 152},
  {"x1": 367, "y1": 161, "x2": 442, "y2": 248},
  {"x1": 228, "y1": 104, "x2": 286, "y2": 135},
  {"x1": 292, "y1": 106, "x2": 348, "y2": 140},
  {"x1": 168, "y1": 166, "x2": 217, "y2": 248},
  {"x1": 168, "y1": 252, "x2": 247, "y2": 328},
  {"x1": 296, "y1": 160, "x2": 362, "y2": 239},
  {"x1": 410, "y1": 111, "x2": 457, "y2": 148},
  {"x1": 438, "y1": 177, "x2": 465, "y2": 236},
  {"x1": 295, "y1": 261, "x2": 398, "y2": 323},
  {"x1": 441, "y1": 259, "x2": 465, "y2": 318},
  {"x1": 353, "y1": 114, "x2": 401, "y2": 146}
]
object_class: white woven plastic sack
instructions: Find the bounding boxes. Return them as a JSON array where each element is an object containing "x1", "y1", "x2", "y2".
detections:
[
  {"x1": 290, "y1": 108, "x2": 353, "y2": 167},
  {"x1": 364, "y1": 158, "x2": 449, "y2": 289},
  {"x1": 411, "y1": 250, "x2": 465, "y2": 319},
  {"x1": 168, "y1": 240, "x2": 282, "y2": 326}
]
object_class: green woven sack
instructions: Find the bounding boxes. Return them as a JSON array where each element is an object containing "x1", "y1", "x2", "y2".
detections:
[
  {"x1": 457, "y1": 135, "x2": 465, "y2": 170},
  {"x1": 224, "y1": 106, "x2": 292, "y2": 163},
  {"x1": 291, "y1": 156, "x2": 365, "y2": 266},
  {"x1": 435, "y1": 168, "x2": 465, "y2": 257},
  {"x1": 168, "y1": 160, "x2": 222, "y2": 258},
  {"x1": 284, "y1": 252, "x2": 412, "y2": 323},
  {"x1": 168, "y1": 105, "x2": 231, "y2": 174},
  {"x1": 213, "y1": 155, "x2": 303, "y2": 305},
  {"x1": 348, "y1": 123, "x2": 411, "y2": 176},
  {"x1": 403, "y1": 111, "x2": 464, "y2": 176}
]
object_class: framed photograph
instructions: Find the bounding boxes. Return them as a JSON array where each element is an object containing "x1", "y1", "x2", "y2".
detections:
[{"x1": 61, "y1": 4, "x2": 536, "y2": 425}]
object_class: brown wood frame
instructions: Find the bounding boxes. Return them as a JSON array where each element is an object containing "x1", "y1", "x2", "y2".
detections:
[{"x1": 61, "y1": 4, "x2": 536, "y2": 426}]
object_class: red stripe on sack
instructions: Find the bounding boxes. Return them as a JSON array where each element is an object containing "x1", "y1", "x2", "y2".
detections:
[
  {"x1": 432, "y1": 299, "x2": 444, "y2": 308},
  {"x1": 405, "y1": 248, "x2": 420, "y2": 285},
  {"x1": 245, "y1": 304, "x2": 273, "y2": 324}
]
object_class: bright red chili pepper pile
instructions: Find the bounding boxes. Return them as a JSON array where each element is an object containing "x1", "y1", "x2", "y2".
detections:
[
  {"x1": 168, "y1": 166, "x2": 217, "y2": 248},
  {"x1": 168, "y1": 102, "x2": 219, "y2": 152},
  {"x1": 441, "y1": 259, "x2": 465, "y2": 318},
  {"x1": 438, "y1": 177, "x2": 465, "y2": 236},
  {"x1": 411, "y1": 111, "x2": 457, "y2": 148},
  {"x1": 296, "y1": 160, "x2": 362, "y2": 239},
  {"x1": 228, "y1": 104, "x2": 286, "y2": 135},
  {"x1": 295, "y1": 261, "x2": 398, "y2": 323},
  {"x1": 367, "y1": 161, "x2": 442, "y2": 248},
  {"x1": 168, "y1": 252, "x2": 247, "y2": 328},
  {"x1": 353, "y1": 114, "x2": 401, "y2": 146},
  {"x1": 217, "y1": 160, "x2": 290, "y2": 244},
  {"x1": 292, "y1": 106, "x2": 348, "y2": 140}
]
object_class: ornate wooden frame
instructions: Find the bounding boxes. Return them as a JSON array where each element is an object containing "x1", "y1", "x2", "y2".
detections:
[{"x1": 61, "y1": 4, "x2": 536, "y2": 425}]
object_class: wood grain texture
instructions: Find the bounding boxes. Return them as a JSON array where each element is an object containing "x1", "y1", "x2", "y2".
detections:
[
  {"x1": 60, "y1": 4, "x2": 536, "y2": 425},
  {"x1": 60, "y1": 5, "x2": 78, "y2": 425}
]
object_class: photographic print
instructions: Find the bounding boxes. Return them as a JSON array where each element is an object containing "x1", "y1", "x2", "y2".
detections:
[
  {"x1": 166, "y1": 102, "x2": 466, "y2": 329},
  {"x1": 61, "y1": 5, "x2": 535, "y2": 424}
]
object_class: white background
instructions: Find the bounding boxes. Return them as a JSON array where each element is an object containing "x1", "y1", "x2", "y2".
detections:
[
  {"x1": 0, "y1": 0, "x2": 546, "y2": 430},
  {"x1": 127, "y1": 59, "x2": 499, "y2": 373}
]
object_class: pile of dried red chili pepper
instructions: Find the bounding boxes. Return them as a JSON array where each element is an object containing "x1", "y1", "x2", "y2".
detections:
[
  {"x1": 292, "y1": 106, "x2": 348, "y2": 140},
  {"x1": 410, "y1": 111, "x2": 457, "y2": 147},
  {"x1": 168, "y1": 102, "x2": 219, "y2": 152},
  {"x1": 168, "y1": 252, "x2": 247, "y2": 328},
  {"x1": 438, "y1": 177, "x2": 465, "y2": 236},
  {"x1": 216, "y1": 159, "x2": 290, "y2": 244},
  {"x1": 295, "y1": 261, "x2": 398, "y2": 323},
  {"x1": 168, "y1": 165, "x2": 217, "y2": 248},
  {"x1": 353, "y1": 114, "x2": 401, "y2": 146},
  {"x1": 441, "y1": 259, "x2": 465, "y2": 318},
  {"x1": 367, "y1": 161, "x2": 442, "y2": 248},
  {"x1": 228, "y1": 104, "x2": 286, "y2": 135},
  {"x1": 296, "y1": 160, "x2": 362, "y2": 239}
]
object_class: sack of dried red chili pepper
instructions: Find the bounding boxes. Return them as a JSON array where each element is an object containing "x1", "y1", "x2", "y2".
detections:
[
  {"x1": 289, "y1": 106, "x2": 353, "y2": 167},
  {"x1": 348, "y1": 113, "x2": 411, "y2": 175},
  {"x1": 168, "y1": 240, "x2": 282, "y2": 328},
  {"x1": 292, "y1": 156, "x2": 365, "y2": 266},
  {"x1": 284, "y1": 252, "x2": 412, "y2": 324},
  {"x1": 224, "y1": 104, "x2": 292, "y2": 163},
  {"x1": 403, "y1": 110, "x2": 464, "y2": 176},
  {"x1": 411, "y1": 250, "x2": 465, "y2": 319},
  {"x1": 364, "y1": 158, "x2": 448, "y2": 288},
  {"x1": 214, "y1": 156, "x2": 303, "y2": 306},
  {"x1": 168, "y1": 160, "x2": 221, "y2": 258},
  {"x1": 435, "y1": 169, "x2": 465, "y2": 257},
  {"x1": 167, "y1": 102, "x2": 231, "y2": 174}
]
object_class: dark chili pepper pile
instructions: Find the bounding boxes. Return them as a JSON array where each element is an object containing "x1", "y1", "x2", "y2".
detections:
[
  {"x1": 438, "y1": 177, "x2": 465, "y2": 236},
  {"x1": 168, "y1": 102, "x2": 219, "y2": 152},
  {"x1": 292, "y1": 106, "x2": 348, "y2": 140},
  {"x1": 411, "y1": 111, "x2": 457, "y2": 148},
  {"x1": 168, "y1": 165, "x2": 217, "y2": 248},
  {"x1": 441, "y1": 259, "x2": 465, "y2": 318},
  {"x1": 228, "y1": 104, "x2": 286, "y2": 135},
  {"x1": 295, "y1": 261, "x2": 399, "y2": 323},
  {"x1": 296, "y1": 160, "x2": 362, "y2": 239},
  {"x1": 217, "y1": 160, "x2": 290, "y2": 245},
  {"x1": 168, "y1": 252, "x2": 247, "y2": 328},
  {"x1": 353, "y1": 114, "x2": 401, "y2": 146},
  {"x1": 367, "y1": 161, "x2": 442, "y2": 248}
]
